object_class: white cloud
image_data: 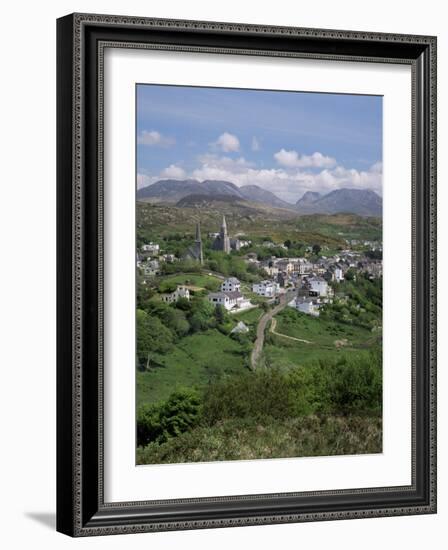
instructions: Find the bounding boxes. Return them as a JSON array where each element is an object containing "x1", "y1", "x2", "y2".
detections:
[
  {"x1": 370, "y1": 160, "x2": 383, "y2": 173},
  {"x1": 138, "y1": 155, "x2": 382, "y2": 202},
  {"x1": 160, "y1": 164, "x2": 186, "y2": 179},
  {"x1": 251, "y1": 136, "x2": 260, "y2": 152},
  {"x1": 274, "y1": 149, "x2": 337, "y2": 169},
  {"x1": 191, "y1": 154, "x2": 381, "y2": 203},
  {"x1": 137, "y1": 130, "x2": 175, "y2": 147},
  {"x1": 212, "y1": 132, "x2": 240, "y2": 152}
]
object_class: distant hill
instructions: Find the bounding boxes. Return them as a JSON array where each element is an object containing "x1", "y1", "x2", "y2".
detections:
[
  {"x1": 295, "y1": 188, "x2": 382, "y2": 216},
  {"x1": 175, "y1": 194, "x2": 297, "y2": 220},
  {"x1": 137, "y1": 179, "x2": 244, "y2": 203},
  {"x1": 137, "y1": 179, "x2": 382, "y2": 217},
  {"x1": 239, "y1": 185, "x2": 294, "y2": 209},
  {"x1": 297, "y1": 191, "x2": 321, "y2": 206},
  {"x1": 176, "y1": 194, "x2": 243, "y2": 208},
  {"x1": 137, "y1": 179, "x2": 295, "y2": 209}
]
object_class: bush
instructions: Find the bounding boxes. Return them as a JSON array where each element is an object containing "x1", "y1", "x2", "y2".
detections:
[
  {"x1": 137, "y1": 389, "x2": 202, "y2": 447},
  {"x1": 136, "y1": 415, "x2": 382, "y2": 464},
  {"x1": 323, "y1": 350, "x2": 382, "y2": 415}
]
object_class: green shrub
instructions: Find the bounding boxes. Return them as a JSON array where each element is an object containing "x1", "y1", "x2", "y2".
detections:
[
  {"x1": 137, "y1": 388, "x2": 202, "y2": 447},
  {"x1": 137, "y1": 415, "x2": 382, "y2": 464}
]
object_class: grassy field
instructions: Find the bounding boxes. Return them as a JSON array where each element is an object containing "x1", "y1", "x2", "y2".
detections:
[
  {"x1": 276, "y1": 308, "x2": 372, "y2": 346},
  {"x1": 295, "y1": 213, "x2": 382, "y2": 241},
  {"x1": 137, "y1": 329, "x2": 248, "y2": 406},
  {"x1": 232, "y1": 306, "x2": 263, "y2": 326},
  {"x1": 264, "y1": 308, "x2": 375, "y2": 367},
  {"x1": 157, "y1": 272, "x2": 221, "y2": 292}
]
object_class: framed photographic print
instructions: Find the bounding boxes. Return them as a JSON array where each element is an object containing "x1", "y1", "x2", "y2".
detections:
[{"x1": 57, "y1": 13, "x2": 437, "y2": 536}]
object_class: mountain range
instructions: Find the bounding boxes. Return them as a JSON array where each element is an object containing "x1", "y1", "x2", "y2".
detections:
[
  {"x1": 137, "y1": 178, "x2": 382, "y2": 216},
  {"x1": 295, "y1": 188, "x2": 382, "y2": 216}
]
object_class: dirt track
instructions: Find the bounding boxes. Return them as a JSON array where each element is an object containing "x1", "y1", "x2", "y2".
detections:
[{"x1": 250, "y1": 290, "x2": 296, "y2": 370}]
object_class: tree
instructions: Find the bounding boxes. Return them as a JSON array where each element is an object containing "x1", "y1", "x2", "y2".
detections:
[
  {"x1": 312, "y1": 244, "x2": 322, "y2": 255},
  {"x1": 137, "y1": 389, "x2": 202, "y2": 447},
  {"x1": 344, "y1": 268, "x2": 356, "y2": 281},
  {"x1": 214, "y1": 304, "x2": 226, "y2": 326},
  {"x1": 161, "y1": 307, "x2": 190, "y2": 338},
  {"x1": 136, "y1": 309, "x2": 174, "y2": 367}
]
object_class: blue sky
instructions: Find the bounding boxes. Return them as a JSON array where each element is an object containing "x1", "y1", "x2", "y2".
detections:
[{"x1": 136, "y1": 84, "x2": 382, "y2": 204}]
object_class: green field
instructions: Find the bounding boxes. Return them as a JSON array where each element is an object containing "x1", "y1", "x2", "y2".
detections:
[
  {"x1": 232, "y1": 306, "x2": 263, "y2": 325},
  {"x1": 264, "y1": 308, "x2": 375, "y2": 367},
  {"x1": 157, "y1": 272, "x2": 221, "y2": 292},
  {"x1": 137, "y1": 328, "x2": 248, "y2": 406},
  {"x1": 295, "y1": 213, "x2": 382, "y2": 242}
]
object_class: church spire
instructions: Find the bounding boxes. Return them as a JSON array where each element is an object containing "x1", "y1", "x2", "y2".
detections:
[
  {"x1": 194, "y1": 221, "x2": 203, "y2": 264},
  {"x1": 220, "y1": 215, "x2": 231, "y2": 254},
  {"x1": 195, "y1": 220, "x2": 202, "y2": 242}
]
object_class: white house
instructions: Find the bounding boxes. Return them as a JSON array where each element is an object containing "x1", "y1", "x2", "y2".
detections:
[
  {"x1": 308, "y1": 277, "x2": 329, "y2": 297},
  {"x1": 334, "y1": 267, "x2": 344, "y2": 282},
  {"x1": 252, "y1": 280, "x2": 280, "y2": 297},
  {"x1": 220, "y1": 277, "x2": 241, "y2": 293},
  {"x1": 143, "y1": 259, "x2": 160, "y2": 277},
  {"x1": 288, "y1": 297, "x2": 320, "y2": 317},
  {"x1": 295, "y1": 260, "x2": 314, "y2": 275},
  {"x1": 141, "y1": 242, "x2": 160, "y2": 255},
  {"x1": 276, "y1": 261, "x2": 294, "y2": 274},
  {"x1": 161, "y1": 285, "x2": 190, "y2": 303},
  {"x1": 208, "y1": 291, "x2": 251, "y2": 312},
  {"x1": 263, "y1": 266, "x2": 279, "y2": 278},
  {"x1": 161, "y1": 253, "x2": 176, "y2": 263}
]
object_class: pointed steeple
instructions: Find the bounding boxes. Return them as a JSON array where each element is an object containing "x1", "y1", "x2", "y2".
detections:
[
  {"x1": 195, "y1": 221, "x2": 202, "y2": 242},
  {"x1": 194, "y1": 221, "x2": 203, "y2": 264},
  {"x1": 219, "y1": 215, "x2": 231, "y2": 254}
]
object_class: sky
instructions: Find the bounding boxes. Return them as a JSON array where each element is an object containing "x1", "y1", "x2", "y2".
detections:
[{"x1": 136, "y1": 84, "x2": 382, "y2": 204}]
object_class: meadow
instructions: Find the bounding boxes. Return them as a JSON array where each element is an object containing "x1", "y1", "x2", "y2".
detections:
[{"x1": 137, "y1": 328, "x2": 248, "y2": 406}]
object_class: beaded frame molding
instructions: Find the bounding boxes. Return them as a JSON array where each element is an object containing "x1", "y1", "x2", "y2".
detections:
[{"x1": 56, "y1": 13, "x2": 437, "y2": 537}]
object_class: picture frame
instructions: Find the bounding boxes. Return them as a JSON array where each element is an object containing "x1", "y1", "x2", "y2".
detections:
[{"x1": 56, "y1": 13, "x2": 437, "y2": 536}]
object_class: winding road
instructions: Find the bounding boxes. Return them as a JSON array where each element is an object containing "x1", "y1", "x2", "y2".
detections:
[{"x1": 250, "y1": 289, "x2": 297, "y2": 370}]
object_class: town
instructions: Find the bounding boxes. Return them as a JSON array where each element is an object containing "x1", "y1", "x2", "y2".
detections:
[{"x1": 137, "y1": 215, "x2": 382, "y2": 319}]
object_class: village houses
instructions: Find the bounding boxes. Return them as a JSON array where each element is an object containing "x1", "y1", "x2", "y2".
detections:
[
  {"x1": 207, "y1": 277, "x2": 251, "y2": 312},
  {"x1": 141, "y1": 242, "x2": 160, "y2": 256},
  {"x1": 252, "y1": 280, "x2": 280, "y2": 298},
  {"x1": 161, "y1": 285, "x2": 190, "y2": 304}
]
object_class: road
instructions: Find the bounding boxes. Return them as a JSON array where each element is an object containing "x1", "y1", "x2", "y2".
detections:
[{"x1": 250, "y1": 289, "x2": 296, "y2": 370}]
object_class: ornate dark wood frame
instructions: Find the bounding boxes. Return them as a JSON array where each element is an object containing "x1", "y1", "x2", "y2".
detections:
[{"x1": 56, "y1": 13, "x2": 437, "y2": 537}]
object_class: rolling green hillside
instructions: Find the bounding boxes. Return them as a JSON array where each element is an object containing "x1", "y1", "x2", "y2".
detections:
[{"x1": 137, "y1": 201, "x2": 381, "y2": 248}]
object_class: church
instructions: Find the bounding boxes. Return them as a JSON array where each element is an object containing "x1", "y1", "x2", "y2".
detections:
[
  {"x1": 183, "y1": 221, "x2": 204, "y2": 264},
  {"x1": 183, "y1": 215, "x2": 238, "y2": 264},
  {"x1": 212, "y1": 216, "x2": 231, "y2": 253}
]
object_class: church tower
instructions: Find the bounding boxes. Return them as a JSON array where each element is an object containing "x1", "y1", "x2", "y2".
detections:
[
  {"x1": 220, "y1": 215, "x2": 231, "y2": 254},
  {"x1": 194, "y1": 221, "x2": 203, "y2": 264}
]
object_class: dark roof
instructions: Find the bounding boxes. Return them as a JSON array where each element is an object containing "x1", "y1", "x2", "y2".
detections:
[{"x1": 224, "y1": 291, "x2": 243, "y2": 300}]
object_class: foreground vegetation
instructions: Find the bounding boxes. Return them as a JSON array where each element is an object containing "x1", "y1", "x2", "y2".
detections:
[
  {"x1": 137, "y1": 351, "x2": 382, "y2": 463},
  {"x1": 137, "y1": 415, "x2": 382, "y2": 464}
]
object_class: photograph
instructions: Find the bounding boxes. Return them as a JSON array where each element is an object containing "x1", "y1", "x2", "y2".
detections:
[{"x1": 135, "y1": 84, "x2": 384, "y2": 465}]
